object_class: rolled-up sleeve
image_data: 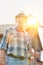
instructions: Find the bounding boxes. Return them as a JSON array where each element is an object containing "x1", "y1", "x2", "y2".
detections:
[{"x1": 0, "y1": 29, "x2": 7, "y2": 50}]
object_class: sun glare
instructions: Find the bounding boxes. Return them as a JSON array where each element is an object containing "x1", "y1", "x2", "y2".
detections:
[
  {"x1": 24, "y1": 16, "x2": 39, "y2": 30},
  {"x1": 28, "y1": 18, "x2": 37, "y2": 26},
  {"x1": 24, "y1": 16, "x2": 39, "y2": 37}
]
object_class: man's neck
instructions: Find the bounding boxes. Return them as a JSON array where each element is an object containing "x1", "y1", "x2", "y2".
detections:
[{"x1": 16, "y1": 26, "x2": 24, "y2": 32}]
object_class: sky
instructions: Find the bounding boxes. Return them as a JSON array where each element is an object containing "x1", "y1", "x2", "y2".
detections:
[{"x1": 0, "y1": 0, "x2": 43, "y2": 26}]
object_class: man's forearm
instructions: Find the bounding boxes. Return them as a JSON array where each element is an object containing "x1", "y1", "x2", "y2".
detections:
[{"x1": 0, "y1": 49, "x2": 6, "y2": 65}]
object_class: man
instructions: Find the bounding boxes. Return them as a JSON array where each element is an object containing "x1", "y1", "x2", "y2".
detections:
[{"x1": 0, "y1": 12, "x2": 36, "y2": 65}]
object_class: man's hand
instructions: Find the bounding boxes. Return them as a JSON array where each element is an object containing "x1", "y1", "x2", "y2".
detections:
[{"x1": 34, "y1": 51, "x2": 40, "y2": 59}]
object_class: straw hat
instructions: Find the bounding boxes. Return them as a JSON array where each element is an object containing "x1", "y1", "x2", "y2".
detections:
[{"x1": 15, "y1": 12, "x2": 28, "y2": 19}]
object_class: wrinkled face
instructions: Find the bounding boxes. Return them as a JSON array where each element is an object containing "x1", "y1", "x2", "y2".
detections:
[{"x1": 15, "y1": 16, "x2": 27, "y2": 28}]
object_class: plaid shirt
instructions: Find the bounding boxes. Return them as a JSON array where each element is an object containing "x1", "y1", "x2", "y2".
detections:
[{"x1": 0, "y1": 27, "x2": 32, "y2": 58}]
